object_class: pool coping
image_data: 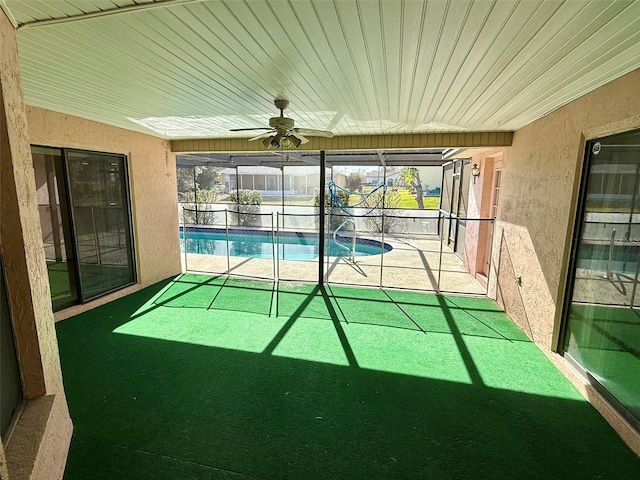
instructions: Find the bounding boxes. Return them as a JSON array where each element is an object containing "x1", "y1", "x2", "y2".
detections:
[{"x1": 180, "y1": 225, "x2": 393, "y2": 252}]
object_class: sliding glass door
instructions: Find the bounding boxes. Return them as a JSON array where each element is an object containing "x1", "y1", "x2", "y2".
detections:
[
  {"x1": 65, "y1": 150, "x2": 136, "y2": 300},
  {"x1": 32, "y1": 147, "x2": 136, "y2": 309},
  {"x1": 563, "y1": 128, "x2": 640, "y2": 430}
]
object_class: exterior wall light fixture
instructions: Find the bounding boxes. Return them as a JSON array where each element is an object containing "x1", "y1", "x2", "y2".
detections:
[{"x1": 471, "y1": 163, "x2": 480, "y2": 184}]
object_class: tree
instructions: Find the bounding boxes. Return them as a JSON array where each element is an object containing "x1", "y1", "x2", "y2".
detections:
[
  {"x1": 399, "y1": 167, "x2": 424, "y2": 209},
  {"x1": 176, "y1": 166, "x2": 195, "y2": 197},
  {"x1": 176, "y1": 165, "x2": 222, "y2": 202},
  {"x1": 346, "y1": 172, "x2": 365, "y2": 192},
  {"x1": 195, "y1": 165, "x2": 220, "y2": 190}
]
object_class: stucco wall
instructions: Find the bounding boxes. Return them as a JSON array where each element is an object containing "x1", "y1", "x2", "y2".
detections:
[
  {"x1": 26, "y1": 106, "x2": 182, "y2": 285},
  {"x1": 1, "y1": 8, "x2": 72, "y2": 479},
  {"x1": 489, "y1": 68, "x2": 640, "y2": 351}
]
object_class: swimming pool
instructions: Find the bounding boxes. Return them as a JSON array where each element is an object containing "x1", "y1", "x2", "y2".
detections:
[{"x1": 180, "y1": 227, "x2": 392, "y2": 260}]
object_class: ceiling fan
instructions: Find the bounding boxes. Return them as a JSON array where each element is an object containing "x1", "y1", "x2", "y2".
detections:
[{"x1": 230, "y1": 99, "x2": 334, "y2": 149}]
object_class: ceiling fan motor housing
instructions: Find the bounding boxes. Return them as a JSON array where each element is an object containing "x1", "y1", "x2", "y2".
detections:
[{"x1": 269, "y1": 116, "x2": 295, "y2": 131}]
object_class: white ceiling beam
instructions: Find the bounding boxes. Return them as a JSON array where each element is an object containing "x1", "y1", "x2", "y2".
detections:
[
  {"x1": 17, "y1": 0, "x2": 204, "y2": 31},
  {"x1": 271, "y1": 151, "x2": 333, "y2": 168}
]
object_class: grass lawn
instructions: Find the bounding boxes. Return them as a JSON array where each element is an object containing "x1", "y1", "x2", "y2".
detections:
[{"x1": 349, "y1": 188, "x2": 439, "y2": 210}]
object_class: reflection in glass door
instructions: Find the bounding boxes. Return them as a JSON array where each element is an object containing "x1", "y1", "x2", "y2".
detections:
[{"x1": 563, "y1": 128, "x2": 640, "y2": 430}]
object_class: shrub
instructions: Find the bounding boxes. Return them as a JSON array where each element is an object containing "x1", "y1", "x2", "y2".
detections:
[
  {"x1": 313, "y1": 188, "x2": 351, "y2": 230},
  {"x1": 228, "y1": 189, "x2": 262, "y2": 205},
  {"x1": 179, "y1": 188, "x2": 220, "y2": 204},
  {"x1": 312, "y1": 187, "x2": 349, "y2": 208},
  {"x1": 228, "y1": 189, "x2": 262, "y2": 226},
  {"x1": 361, "y1": 189, "x2": 407, "y2": 233}
]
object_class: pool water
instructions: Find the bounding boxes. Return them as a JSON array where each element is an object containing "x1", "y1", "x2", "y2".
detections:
[
  {"x1": 577, "y1": 243, "x2": 639, "y2": 275},
  {"x1": 180, "y1": 229, "x2": 390, "y2": 260}
]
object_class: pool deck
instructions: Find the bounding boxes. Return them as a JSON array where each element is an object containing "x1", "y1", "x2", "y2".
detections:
[{"x1": 183, "y1": 232, "x2": 486, "y2": 295}]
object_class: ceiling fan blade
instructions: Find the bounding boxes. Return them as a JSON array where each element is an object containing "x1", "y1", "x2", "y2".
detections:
[
  {"x1": 290, "y1": 132, "x2": 309, "y2": 144},
  {"x1": 294, "y1": 128, "x2": 334, "y2": 138},
  {"x1": 248, "y1": 131, "x2": 275, "y2": 141},
  {"x1": 230, "y1": 127, "x2": 273, "y2": 132}
]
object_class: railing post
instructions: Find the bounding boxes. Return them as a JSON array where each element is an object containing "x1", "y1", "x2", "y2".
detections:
[
  {"x1": 605, "y1": 227, "x2": 616, "y2": 279},
  {"x1": 630, "y1": 246, "x2": 640, "y2": 307},
  {"x1": 352, "y1": 225, "x2": 357, "y2": 263},
  {"x1": 380, "y1": 214, "x2": 385, "y2": 288},
  {"x1": 485, "y1": 218, "x2": 495, "y2": 297},
  {"x1": 91, "y1": 205, "x2": 102, "y2": 265},
  {"x1": 182, "y1": 206, "x2": 188, "y2": 272},
  {"x1": 272, "y1": 212, "x2": 276, "y2": 281}
]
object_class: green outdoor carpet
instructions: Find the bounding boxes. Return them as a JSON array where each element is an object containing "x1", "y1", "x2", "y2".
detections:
[
  {"x1": 56, "y1": 274, "x2": 640, "y2": 480},
  {"x1": 566, "y1": 304, "x2": 640, "y2": 419}
]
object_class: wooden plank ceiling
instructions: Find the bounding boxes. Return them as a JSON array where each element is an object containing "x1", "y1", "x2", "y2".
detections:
[{"x1": 4, "y1": 0, "x2": 640, "y2": 145}]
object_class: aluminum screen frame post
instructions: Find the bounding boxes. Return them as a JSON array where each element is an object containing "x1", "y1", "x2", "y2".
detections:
[
  {"x1": 276, "y1": 212, "x2": 280, "y2": 283},
  {"x1": 437, "y1": 211, "x2": 444, "y2": 293},
  {"x1": 318, "y1": 151, "x2": 326, "y2": 286},
  {"x1": 281, "y1": 166, "x2": 285, "y2": 226},
  {"x1": 235, "y1": 165, "x2": 240, "y2": 226},
  {"x1": 225, "y1": 209, "x2": 230, "y2": 275},
  {"x1": 183, "y1": 205, "x2": 188, "y2": 272}
]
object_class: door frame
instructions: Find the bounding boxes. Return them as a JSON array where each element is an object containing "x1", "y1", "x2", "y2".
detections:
[
  {"x1": 558, "y1": 131, "x2": 640, "y2": 432},
  {"x1": 33, "y1": 145, "x2": 138, "y2": 308}
]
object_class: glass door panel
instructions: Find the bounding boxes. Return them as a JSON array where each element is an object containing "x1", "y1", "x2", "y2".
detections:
[
  {"x1": 1, "y1": 255, "x2": 23, "y2": 440},
  {"x1": 65, "y1": 150, "x2": 135, "y2": 300},
  {"x1": 455, "y1": 160, "x2": 471, "y2": 257},
  {"x1": 32, "y1": 146, "x2": 78, "y2": 311},
  {"x1": 440, "y1": 162, "x2": 454, "y2": 248},
  {"x1": 563, "y1": 128, "x2": 640, "y2": 428}
]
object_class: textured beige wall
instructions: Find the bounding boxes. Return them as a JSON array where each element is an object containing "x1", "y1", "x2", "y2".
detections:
[
  {"x1": 489, "y1": 68, "x2": 640, "y2": 351},
  {"x1": 26, "y1": 106, "x2": 182, "y2": 285},
  {"x1": 1, "y1": 8, "x2": 72, "y2": 479},
  {"x1": 1, "y1": 3, "x2": 65, "y2": 408},
  {"x1": 4, "y1": 395, "x2": 72, "y2": 480}
]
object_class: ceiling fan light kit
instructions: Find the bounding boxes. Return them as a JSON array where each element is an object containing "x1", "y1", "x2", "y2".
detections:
[
  {"x1": 230, "y1": 99, "x2": 333, "y2": 149},
  {"x1": 282, "y1": 136, "x2": 302, "y2": 148}
]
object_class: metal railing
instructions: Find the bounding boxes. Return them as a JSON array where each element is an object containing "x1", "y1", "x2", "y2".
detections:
[
  {"x1": 180, "y1": 206, "x2": 495, "y2": 296},
  {"x1": 334, "y1": 219, "x2": 357, "y2": 263}
]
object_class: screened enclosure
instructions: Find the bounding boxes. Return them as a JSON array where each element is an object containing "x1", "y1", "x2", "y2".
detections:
[{"x1": 177, "y1": 149, "x2": 493, "y2": 296}]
